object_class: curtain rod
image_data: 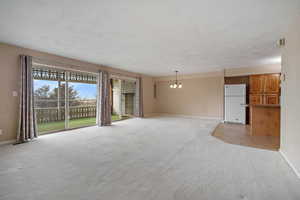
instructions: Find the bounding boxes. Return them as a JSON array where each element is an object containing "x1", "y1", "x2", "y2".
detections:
[
  {"x1": 32, "y1": 62, "x2": 99, "y2": 75},
  {"x1": 33, "y1": 57, "x2": 97, "y2": 70},
  {"x1": 32, "y1": 56, "x2": 141, "y2": 79},
  {"x1": 32, "y1": 57, "x2": 99, "y2": 75}
]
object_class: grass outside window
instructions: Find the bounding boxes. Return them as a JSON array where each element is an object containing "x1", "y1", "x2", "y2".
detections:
[{"x1": 37, "y1": 115, "x2": 129, "y2": 134}]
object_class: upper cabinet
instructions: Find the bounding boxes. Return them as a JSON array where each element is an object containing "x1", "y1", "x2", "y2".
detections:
[
  {"x1": 249, "y1": 74, "x2": 280, "y2": 105},
  {"x1": 265, "y1": 74, "x2": 280, "y2": 93},
  {"x1": 249, "y1": 75, "x2": 265, "y2": 94},
  {"x1": 250, "y1": 94, "x2": 263, "y2": 105},
  {"x1": 264, "y1": 94, "x2": 280, "y2": 105}
]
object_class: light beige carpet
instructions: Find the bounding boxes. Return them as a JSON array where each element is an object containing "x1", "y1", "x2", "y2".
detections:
[{"x1": 0, "y1": 116, "x2": 299, "y2": 200}]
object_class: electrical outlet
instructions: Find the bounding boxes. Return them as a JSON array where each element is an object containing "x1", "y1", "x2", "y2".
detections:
[{"x1": 12, "y1": 91, "x2": 18, "y2": 97}]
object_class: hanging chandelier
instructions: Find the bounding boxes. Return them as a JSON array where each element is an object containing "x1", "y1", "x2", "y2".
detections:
[{"x1": 169, "y1": 70, "x2": 182, "y2": 89}]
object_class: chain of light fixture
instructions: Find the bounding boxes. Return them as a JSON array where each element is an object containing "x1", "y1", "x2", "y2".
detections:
[{"x1": 169, "y1": 70, "x2": 182, "y2": 89}]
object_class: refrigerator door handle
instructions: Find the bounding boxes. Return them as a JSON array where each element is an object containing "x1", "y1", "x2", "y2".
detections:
[{"x1": 240, "y1": 104, "x2": 249, "y2": 107}]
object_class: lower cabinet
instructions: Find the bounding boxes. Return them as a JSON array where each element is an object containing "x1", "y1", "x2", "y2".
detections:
[{"x1": 250, "y1": 105, "x2": 280, "y2": 136}]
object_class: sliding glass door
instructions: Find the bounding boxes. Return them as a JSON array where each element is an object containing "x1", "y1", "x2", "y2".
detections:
[{"x1": 33, "y1": 67, "x2": 97, "y2": 135}]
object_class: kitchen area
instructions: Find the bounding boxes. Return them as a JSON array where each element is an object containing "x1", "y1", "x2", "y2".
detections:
[
  {"x1": 213, "y1": 73, "x2": 281, "y2": 151},
  {"x1": 249, "y1": 74, "x2": 280, "y2": 137}
]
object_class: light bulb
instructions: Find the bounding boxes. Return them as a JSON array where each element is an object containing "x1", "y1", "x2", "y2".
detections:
[
  {"x1": 178, "y1": 84, "x2": 182, "y2": 88},
  {"x1": 170, "y1": 84, "x2": 173, "y2": 88},
  {"x1": 174, "y1": 84, "x2": 177, "y2": 88}
]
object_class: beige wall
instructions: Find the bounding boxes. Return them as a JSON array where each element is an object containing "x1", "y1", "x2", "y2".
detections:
[
  {"x1": 0, "y1": 43, "x2": 155, "y2": 142},
  {"x1": 0, "y1": 42, "x2": 286, "y2": 144},
  {"x1": 154, "y1": 72, "x2": 224, "y2": 118},
  {"x1": 225, "y1": 64, "x2": 281, "y2": 77},
  {"x1": 280, "y1": 17, "x2": 300, "y2": 177},
  {"x1": 142, "y1": 76, "x2": 156, "y2": 116},
  {"x1": 153, "y1": 64, "x2": 282, "y2": 118}
]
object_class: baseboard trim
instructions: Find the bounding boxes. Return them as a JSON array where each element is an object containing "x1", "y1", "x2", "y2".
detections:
[
  {"x1": 143, "y1": 113, "x2": 160, "y2": 118},
  {"x1": 0, "y1": 139, "x2": 16, "y2": 146},
  {"x1": 279, "y1": 150, "x2": 300, "y2": 179},
  {"x1": 155, "y1": 113, "x2": 222, "y2": 120}
]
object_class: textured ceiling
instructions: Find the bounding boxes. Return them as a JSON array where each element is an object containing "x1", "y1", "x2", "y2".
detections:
[{"x1": 0, "y1": 0, "x2": 299, "y2": 76}]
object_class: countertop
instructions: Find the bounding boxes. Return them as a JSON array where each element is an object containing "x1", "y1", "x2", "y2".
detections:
[{"x1": 250, "y1": 104, "x2": 280, "y2": 108}]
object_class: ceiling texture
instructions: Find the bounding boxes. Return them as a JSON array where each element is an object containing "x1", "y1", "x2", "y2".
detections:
[{"x1": 0, "y1": 0, "x2": 299, "y2": 76}]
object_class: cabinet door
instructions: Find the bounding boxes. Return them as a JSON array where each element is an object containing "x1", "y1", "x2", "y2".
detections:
[
  {"x1": 250, "y1": 94, "x2": 263, "y2": 105},
  {"x1": 250, "y1": 75, "x2": 264, "y2": 94},
  {"x1": 264, "y1": 94, "x2": 279, "y2": 105},
  {"x1": 265, "y1": 74, "x2": 280, "y2": 93}
]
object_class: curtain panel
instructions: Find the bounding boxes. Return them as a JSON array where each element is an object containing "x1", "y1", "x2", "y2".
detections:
[
  {"x1": 134, "y1": 77, "x2": 144, "y2": 117},
  {"x1": 17, "y1": 55, "x2": 38, "y2": 143},
  {"x1": 96, "y1": 70, "x2": 112, "y2": 126}
]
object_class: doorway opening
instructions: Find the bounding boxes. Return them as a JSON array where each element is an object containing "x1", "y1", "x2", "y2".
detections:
[{"x1": 111, "y1": 78, "x2": 137, "y2": 121}]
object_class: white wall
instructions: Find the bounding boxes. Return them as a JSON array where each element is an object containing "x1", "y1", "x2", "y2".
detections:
[{"x1": 280, "y1": 17, "x2": 300, "y2": 177}]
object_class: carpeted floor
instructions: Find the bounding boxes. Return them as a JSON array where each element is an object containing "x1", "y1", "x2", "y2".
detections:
[{"x1": 0, "y1": 116, "x2": 299, "y2": 200}]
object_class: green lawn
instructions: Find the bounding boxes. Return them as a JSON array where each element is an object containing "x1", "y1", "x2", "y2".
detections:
[
  {"x1": 37, "y1": 117, "x2": 96, "y2": 134},
  {"x1": 37, "y1": 115, "x2": 128, "y2": 134},
  {"x1": 111, "y1": 115, "x2": 120, "y2": 121}
]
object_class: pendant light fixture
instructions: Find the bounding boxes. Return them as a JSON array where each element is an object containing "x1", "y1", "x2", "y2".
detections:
[{"x1": 169, "y1": 70, "x2": 182, "y2": 89}]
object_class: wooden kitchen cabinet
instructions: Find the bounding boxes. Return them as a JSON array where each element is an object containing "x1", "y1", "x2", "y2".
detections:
[
  {"x1": 250, "y1": 94, "x2": 263, "y2": 105},
  {"x1": 249, "y1": 73, "x2": 281, "y2": 135},
  {"x1": 250, "y1": 94, "x2": 279, "y2": 105},
  {"x1": 265, "y1": 74, "x2": 280, "y2": 93},
  {"x1": 250, "y1": 105, "x2": 280, "y2": 136},
  {"x1": 249, "y1": 73, "x2": 280, "y2": 106},
  {"x1": 264, "y1": 94, "x2": 279, "y2": 105},
  {"x1": 249, "y1": 75, "x2": 265, "y2": 94}
]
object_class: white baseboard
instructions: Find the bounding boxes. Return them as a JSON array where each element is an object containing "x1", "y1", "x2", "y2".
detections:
[
  {"x1": 279, "y1": 150, "x2": 300, "y2": 179},
  {"x1": 154, "y1": 113, "x2": 222, "y2": 120},
  {"x1": 0, "y1": 139, "x2": 16, "y2": 146}
]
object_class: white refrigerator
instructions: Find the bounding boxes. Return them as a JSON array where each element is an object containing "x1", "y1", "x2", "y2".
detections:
[{"x1": 224, "y1": 84, "x2": 246, "y2": 124}]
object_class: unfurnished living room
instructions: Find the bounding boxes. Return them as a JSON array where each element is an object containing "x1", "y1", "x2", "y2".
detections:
[{"x1": 0, "y1": 1, "x2": 300, "y2": 200}]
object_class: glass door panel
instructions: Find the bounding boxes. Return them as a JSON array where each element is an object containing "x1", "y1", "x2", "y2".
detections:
[
  {"x1": 34, "y1": 79, "x2": 66, "y2": 134},
  {"x1": 67, "y1": 81, "x2": 97, "y2": 129}
]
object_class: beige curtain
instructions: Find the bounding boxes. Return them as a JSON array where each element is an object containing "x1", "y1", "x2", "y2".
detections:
[
  {"x1": 17, "y1": 55, "x2": 37, "y2": 143},
  {"x1": 96, "y1": 70, "x2": 112, "y2": 126},
  {"x1": 134, "y1": 77, "x2": 144, "y2": 117}
]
